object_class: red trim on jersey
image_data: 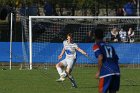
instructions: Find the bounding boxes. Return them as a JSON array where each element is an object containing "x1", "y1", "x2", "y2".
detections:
[{"x1": 93, "y1": 44, "x2": 99, "y2": 52}]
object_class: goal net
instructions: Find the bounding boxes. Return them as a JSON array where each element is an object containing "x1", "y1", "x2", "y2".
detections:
[{"x1": 26, "y1": 16, "x2": 140, "y2": 70}]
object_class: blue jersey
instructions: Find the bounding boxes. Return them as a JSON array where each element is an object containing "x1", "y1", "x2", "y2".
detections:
[
  {"x1": 123, "y1": 2, "x2": 136, "y2": 16},
  {"x1": 93, "y1": 41, "x2": 120, "y2": 78}
]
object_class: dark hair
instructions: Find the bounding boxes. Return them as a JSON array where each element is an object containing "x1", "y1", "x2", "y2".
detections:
[
  {"x1": 67, "y1": 33, "x2": 73, "y2": 38},
  {"x1": 94, "y1": 28, "x2": 104, "y2": 40}
]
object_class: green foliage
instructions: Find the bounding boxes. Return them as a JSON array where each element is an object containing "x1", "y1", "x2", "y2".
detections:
[{"x1": 0, "y1": 0, "x2": 129, "y2": 9}]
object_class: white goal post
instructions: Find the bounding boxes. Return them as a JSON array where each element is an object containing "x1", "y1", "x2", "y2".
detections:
[
  {"x1": 10, "y1": 13, "x2": 13, "y2": 70},
  {"x1": 29, "y1": 16, "x2": 140, "y2": 70}
]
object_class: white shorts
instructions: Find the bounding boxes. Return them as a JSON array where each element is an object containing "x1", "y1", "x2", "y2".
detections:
[{"x1": 60, "y1": 58, "x2": 76, "y2": 70}]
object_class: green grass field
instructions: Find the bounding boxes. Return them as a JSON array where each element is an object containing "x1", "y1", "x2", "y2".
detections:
[{"x1": 0, "y1": 67, "x2": 139, "y2": 93}]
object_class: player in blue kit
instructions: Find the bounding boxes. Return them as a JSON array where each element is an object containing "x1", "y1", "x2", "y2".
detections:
[
  {"x1": 93, "y1": 28, "x2": 120, "y2": 93},
  {"x1": 56, "y1": 33, "x2": 88, "y2": 88}
]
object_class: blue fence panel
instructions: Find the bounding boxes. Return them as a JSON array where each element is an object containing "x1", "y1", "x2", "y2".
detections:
[
  {"x1": 0, "y1": 42, "x2": 10, "y2": 62},
  {"x1": 0, "y1": 42, "x2": 140, "y2": 64}
]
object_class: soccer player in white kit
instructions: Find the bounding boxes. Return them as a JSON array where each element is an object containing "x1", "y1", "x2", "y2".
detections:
[{"x1": 56, "y1": 33, "x2": 88, "y2": 88}]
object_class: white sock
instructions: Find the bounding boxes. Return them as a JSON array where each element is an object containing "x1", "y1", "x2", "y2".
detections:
[{"x1": 56, "y1": 67, "x2": 63, "y2": 76}]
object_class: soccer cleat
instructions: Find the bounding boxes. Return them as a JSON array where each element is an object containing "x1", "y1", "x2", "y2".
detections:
[
  {"x1": 72, "y1": 83, "x2": 78, "y2": 88},
  {"x1": 68, "y1": 75, "x2": 77, "y2": 88},
  {"x1": 71, "y1": 80, "x2": 78, "y2": 88},
  {"x1": 56, "y1": 77, "x2": 65, "y2": 82}
]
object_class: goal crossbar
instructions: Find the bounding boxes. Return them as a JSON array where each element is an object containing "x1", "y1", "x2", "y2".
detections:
[{"x1": 29, "y1": 16, "x2": 140, "y2": 19}]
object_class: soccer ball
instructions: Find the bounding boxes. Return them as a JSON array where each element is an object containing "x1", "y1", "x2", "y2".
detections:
[{"x1": 60, "y1": 71, "x2": 67, "y2": 78}]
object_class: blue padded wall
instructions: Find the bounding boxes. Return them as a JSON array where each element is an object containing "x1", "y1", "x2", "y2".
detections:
[{"x1": 0, "y1": 42, "x2": 140, "y2": 64}]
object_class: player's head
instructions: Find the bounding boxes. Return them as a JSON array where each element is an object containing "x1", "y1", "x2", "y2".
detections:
[
  {"x1": 67, "y1": 33, "x2": 73, "y2": 43},
  {"x1": 94, "y1": 28, "x2": 104, "y2": 41}
]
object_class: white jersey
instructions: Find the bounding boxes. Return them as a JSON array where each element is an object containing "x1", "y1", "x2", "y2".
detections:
[{"x1": 63, "y1": 40, "x2": 78, "y2": 59}]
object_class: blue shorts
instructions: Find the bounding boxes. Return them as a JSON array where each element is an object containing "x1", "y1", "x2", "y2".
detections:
[{"x1": 99, "y1": 75, "x2": 120, "y2": 93}]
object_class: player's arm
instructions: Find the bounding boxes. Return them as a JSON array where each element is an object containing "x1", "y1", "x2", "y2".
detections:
[
  {"x1": 93, "y1": 44, "x2": 103, "y2": 79},
  {"x1": 76, "y1": 47, "x2": 87, "y2": 56},
  {"x1": 58, "y1": 47, "x2": 65, "y2": 60},
  {"x1": 96, "y1": 54, "x2": 103, "y2": 79}
]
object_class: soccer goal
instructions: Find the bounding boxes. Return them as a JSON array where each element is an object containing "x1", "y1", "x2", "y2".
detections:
[{"x1": 27, "y1": 16, "x2": 140, "y2": 70}]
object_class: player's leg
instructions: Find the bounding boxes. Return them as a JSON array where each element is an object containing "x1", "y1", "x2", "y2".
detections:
[
  {"x1": 66, "y1": 59, "x2": 77, "y2": 88},
  {"x1": 66, "y1": 68, "x2": 77, "y2": 88},
  {"x1": 98, "y1": 76, "x2": 112, "y2": 93},
  {"x1": 109, "y1": 75, "x2": 120, "y2": 93},
  {"x1": 56, "y1": 62, "x2": 63, "y2": 75},
  {"x1": 56, "y1": 59, "x2": 67, "y2": 82}
]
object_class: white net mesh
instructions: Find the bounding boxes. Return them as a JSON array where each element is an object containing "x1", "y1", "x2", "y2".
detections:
[{"x1": 25, "y1": 16, "x2": 140, "y2": 69}]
